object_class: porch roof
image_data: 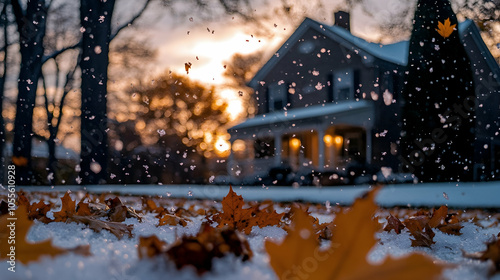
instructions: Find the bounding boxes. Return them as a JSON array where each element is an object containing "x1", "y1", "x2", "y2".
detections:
[{"x1": 229, "y1": 100, "x2": 374, "y2": 137}]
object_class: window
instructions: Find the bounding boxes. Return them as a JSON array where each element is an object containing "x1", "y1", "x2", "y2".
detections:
[
  {"x1": 268, "y1": 83, "x2": 287, "y2": 111},
  {"x1": 333, "y1": 70, "x2": 354, "y2": 101}
]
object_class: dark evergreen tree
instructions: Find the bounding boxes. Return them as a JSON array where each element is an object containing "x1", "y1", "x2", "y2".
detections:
[{"x1": 401, "y1": 0, "x2": 476, "y2": 182}]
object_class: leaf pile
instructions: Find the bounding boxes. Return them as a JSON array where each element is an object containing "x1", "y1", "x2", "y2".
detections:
[
  {"x1": 138, "y1": 223, "x2": 253, "y2": 275},
  {"x1": 384, "y1": 205, "x2": 463, "y2": 247}
]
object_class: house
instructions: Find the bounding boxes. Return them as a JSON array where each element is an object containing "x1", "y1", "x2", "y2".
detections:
[{"x1": 227, "y1": 12, "x2": 500, "y2": 184}]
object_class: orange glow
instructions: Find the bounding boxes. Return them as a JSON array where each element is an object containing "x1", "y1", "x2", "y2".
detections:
[
  {"x1": 290, "y1": 138, "x2": 301, "y2": 150},
  {"x1": 323, "y1": 135, "x2": 333, "y2": 146},
  {"x1": 334, "y1": 135, "x2": 343, "y2": 146},
  {"x1": 215, "y1": 136, "x2": 231, "y2": 157}
]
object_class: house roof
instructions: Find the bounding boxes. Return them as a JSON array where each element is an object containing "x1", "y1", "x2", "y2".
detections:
[
  {"x1": 228, "y1": 100, "x2": 374, "y2": 136},
  {"x1": 249, "y1": 18, "x2": 487, "y2": 88}
]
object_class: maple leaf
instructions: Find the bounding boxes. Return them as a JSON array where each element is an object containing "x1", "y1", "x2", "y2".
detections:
[
  {"x1": 384, "y1": 214, "x2": 406, "y2": 234},
  {"x1": 436, "y1": 17, "x2": 456, "y2": 38},
  {"x1": 266, "y1": 187, "x2": 445, "y2": 280},
  {"x1": 53, "y1": 191, "x2": 76, "y2": 222},
  {"x1": 0, "y1": 206, "x2": 90, "y2": 264},
  {"x1": 213, "y1": 186, "x2": 284, "y2": 234},
  {"x1": 214, "y1": 186, "x2": 256, "y2": 234},
  {"x1": 69, "y1": 216, "x2": 134, "y2": 240}
]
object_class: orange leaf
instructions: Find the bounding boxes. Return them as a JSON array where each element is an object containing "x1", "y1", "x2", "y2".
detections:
[
  {"x1": 266, "y1": 187, "x2": 445, "y2": 280},
  {"x1": 69, "y1": 215, "x2": 134, "y2": 240},
  {"x1": 214, "y1": 186, "x2": 256, "y2": 234},
  {"x1": 436, "y1": 18, "x2": 456, "y2": 38},
  {"x1": 53, "y1": 191, "x2": 76, "y2": 222},
  {"x1": 0, "y1": 206, "x2": 90, "y2": 264},
  {"x1": 428, "y1": 205, "x2": 448, "y2": 228}
]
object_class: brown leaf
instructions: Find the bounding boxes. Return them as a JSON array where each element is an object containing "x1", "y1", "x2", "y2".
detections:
[
  {"x1": 428, "y1": 206, "x2": 448, "y2": 228},
  {"x1": 0, "y1": 206, "x2": 90, "y2": 264},
  {"x1": 384, "y1": 214, "x2": 406, "y2": 234},
  {"x1": 69, "y1": 216, "x2": 134, "y2": 240},
  {"x1": 138, "y1": 235, "x2": 167, "y2": 259},
  {"x1": 53, "y1": 191, "x2": 76, "y2": 222},
  {"x1": 410, "y1": 223, "x2": 436, "y2": 248},
  {"x1": 266, "y1": 187, "x2": 445, "y2": 280},
  {"x1": 166, "y1": 223, "x2": 252, "y2": 275},
  {"x1": 158, "y1": 213, "x2": 191, "y2": 227},
  {"x1": 214, "y1": 186, "x2": 256, "y2": 234}
]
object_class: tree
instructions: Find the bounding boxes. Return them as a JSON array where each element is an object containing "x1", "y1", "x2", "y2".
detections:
[
  {"x1": 0, "y1": 2, "x2": 10, "y2": 185},
  {"x1": 10, "y1": 0, "x2": 50, "y2": 185},
  {"x1": 401, "y1": 0, "x2": 475, "y2": 182}
]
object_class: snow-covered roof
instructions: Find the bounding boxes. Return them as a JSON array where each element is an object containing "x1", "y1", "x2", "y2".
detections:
[
  {"x1": 229, "y1": 100, "x2": 373, "y2": 131},
  {"x1": 249, "y1": 18, "x2": 478, "y2": 88}
]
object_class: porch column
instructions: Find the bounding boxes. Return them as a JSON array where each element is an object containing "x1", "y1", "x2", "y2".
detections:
[
  {"x1": 274, "y1": 133, "x2": 282, "y2": 166},
  {"x1": 366, "y1": 128, "x2": 372, "y2": 164},
  {"x1": 227, "y1": 139, "x2": 235, "y2": 179},
  {"x1": 317, "y1": 129, "x2": 325, "y2": 171}
]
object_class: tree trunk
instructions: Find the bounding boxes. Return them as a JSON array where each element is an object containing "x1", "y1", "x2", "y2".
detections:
[
  {"x1": 0, "y1": 3, "x2": 8, "y2": 185},
  {"x1": 79, "y1": 0, "x2": 115, "y2": 184},
  {"x1": 11, "y1": 0, "x2": 47, "y2": 185}
]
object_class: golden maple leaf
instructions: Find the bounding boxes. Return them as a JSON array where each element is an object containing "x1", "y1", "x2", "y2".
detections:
[
  {"x1": 0, "y1": 206, "x2": 90, "y2": 264},
  {"x1": 213, "y1": 186, "x2": 284, "y2": 234},
  {"x1": 265, "y1": 187, "x2": 446, "y2": 280},
  {"x1": 436, "y1": 18, "x2": 456, "y2": 38}
]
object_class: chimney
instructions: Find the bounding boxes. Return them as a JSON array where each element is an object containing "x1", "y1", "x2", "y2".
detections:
[{"x1": 334, "y1": 11, "x2": 350, "y2": 32}]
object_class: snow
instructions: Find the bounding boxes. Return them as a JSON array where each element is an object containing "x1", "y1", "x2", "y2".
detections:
[{"x1": 2, "y1": 182, "x2": 500, "y2": 279}]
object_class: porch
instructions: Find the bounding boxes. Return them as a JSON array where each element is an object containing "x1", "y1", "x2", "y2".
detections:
[{"x1": 227, "y1": 100, "x2": 375, "y2": 182}]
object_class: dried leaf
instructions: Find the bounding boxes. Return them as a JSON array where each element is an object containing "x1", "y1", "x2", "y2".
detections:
[
  {"x1": 166, "y1": 223, "x2": 252, "y2": 275},
  {"x1": 266, "y1": 187, "x2": 445, "y2": 280},
  {"x1": 158, "y1": 213, "x2": 191, "y2": 227},
  {"x1": 384, "y1": 214, "x2": 406, "y2": 234},
  {"x1": 53, "y1": 191, "x2": 76, "y2": 222},
  {"x1": 138, "y1": 235, "x2": 168, "y2": 259},
  {"x1": 436, "y1": 18, "x2": 456, "y2": 38},
  {"x1": 214, "y1": 186, "x2": 256, "y2": 234},
  {"x1": 69, "y1": 216, "x2": 133, "y2": 240},
  {"x1": 0, "y1": 206, "x2": 90, "y2": 264}
]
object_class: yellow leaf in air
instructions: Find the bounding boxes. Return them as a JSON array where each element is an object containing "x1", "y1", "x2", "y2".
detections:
[
  {"x1": 266, "y1": 187, "x2": 447, "y2": 280},
  {"x1": 436, "y1": 18, "x2": 456, "y2": 38}
]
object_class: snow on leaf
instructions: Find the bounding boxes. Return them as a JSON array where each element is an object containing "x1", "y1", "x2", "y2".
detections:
[
  {"x1": 0, "y1": 206, "x2": 90, "y2": 264},
  {"x1": 436, "y1": 18, "x2": 456, "y2": 38},
  {"x1": 53, "y1": 191, "x2": 76, "y2": 222}
]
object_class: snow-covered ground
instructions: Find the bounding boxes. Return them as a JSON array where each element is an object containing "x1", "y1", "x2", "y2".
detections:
[{"x1": 1, "y1": 182, "x2": 499, "y2": 280}]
